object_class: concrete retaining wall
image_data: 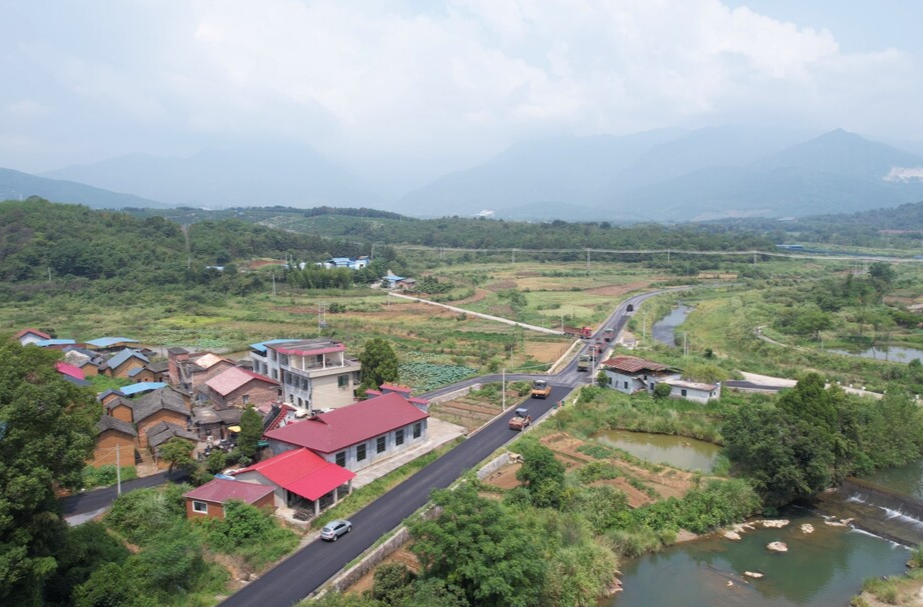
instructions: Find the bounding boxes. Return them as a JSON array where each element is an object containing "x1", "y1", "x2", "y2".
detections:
[
  {"x1": 476, "y1": 452, "x2": 512, "y2": 480},
  {"x1": 427, "y1": 383, "x2": 481, "y2": 405}
]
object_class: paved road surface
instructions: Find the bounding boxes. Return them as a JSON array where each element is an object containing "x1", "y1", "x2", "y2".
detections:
[
  {"x1": 217, "y1": 385, "x2": 570, "y2": 607},
  {"x1": 61, "y1": 470, "x2": 188, "y2": 520}
]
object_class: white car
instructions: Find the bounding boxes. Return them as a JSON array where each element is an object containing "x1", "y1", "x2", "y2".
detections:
[{"x1": 320, "y1": 519, "x2": 352, "y2": 541}]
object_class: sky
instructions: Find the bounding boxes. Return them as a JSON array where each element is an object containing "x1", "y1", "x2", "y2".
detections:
[{"x1": 1, "y1": 0, "x2": 921, "y2": 191}]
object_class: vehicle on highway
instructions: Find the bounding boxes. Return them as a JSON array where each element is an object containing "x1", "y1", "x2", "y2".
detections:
[
  {"x1": 320, "y1": 519, "x2": 352, "y2": 541},
  {"x1": 530, "y1": 379, "x2": 552, "y2": 399},
  {"x1": 509, "y1": 407, "x2": 532, "y2": 431}
]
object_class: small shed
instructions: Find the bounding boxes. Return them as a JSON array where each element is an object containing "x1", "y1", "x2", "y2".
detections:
[{"x1": 184, "y1": 479, "x2": 275, "y2": 519}]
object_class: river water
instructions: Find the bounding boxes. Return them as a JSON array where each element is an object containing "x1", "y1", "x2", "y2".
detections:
[
  {"x1": 652, "y1": 305, "x2": 693, "y2": 347},
  {"x1": 593, "y1": 429, "x2": 721, "y2": 473},
  {"x1": 598, "y1": 431, "x2": 918, "y2": 606},
  {"x1": 826, "y1": 345, "x2": 923, "y2": 363}
]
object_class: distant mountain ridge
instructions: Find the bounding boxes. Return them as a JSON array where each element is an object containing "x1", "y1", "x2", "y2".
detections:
[
  {"x1": 43, "y1": 143, "x2": 381, "y2": 209},
  {"x1": 0, "y1": 167, "x2": 168, "y2": 209}
]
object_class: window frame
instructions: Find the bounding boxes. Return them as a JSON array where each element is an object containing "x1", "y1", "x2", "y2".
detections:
[
  {"x1": 192, "y1": 500, "x2": 208, "y2": 514},
  {"x1": 335, "y1": 451, "x2": 346, "y2": 467}
]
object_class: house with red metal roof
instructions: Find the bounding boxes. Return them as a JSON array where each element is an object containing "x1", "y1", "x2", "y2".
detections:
[
  {"x1": 206, "y1": 366, "x2": 279, "y2": 409},
  {"x1": 233, "y1": 448, "x2": 355, "y2": 517},
  {"x1": 599, "y1": 355, "x2": 720, "y2": 403},
  {"x1": 15, "y1": 328, "x2": 51, "y2": 346},
  {"x1": 263, "y1": 392, "x2": 429, "y2": 472},
  {"x1": 183, "y1": 479, "x2": 275, "y2": 519},
  {"x1": 248, "y1": 338, "x2": 361, "y2": 411}
]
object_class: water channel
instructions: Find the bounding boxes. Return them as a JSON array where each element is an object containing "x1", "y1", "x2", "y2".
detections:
[
  {"x1": 594, "y1": 429, "x2": 721, "y2": 473},
  {"x1": 826, "y1": 345, "x2": 923, "y2": 363},
  {"x1": 652, "y1": 304, "x2": 693, "y2": 347},
  {"x1": 597, "y1": 431, "x2": 923, "y2": 606}
]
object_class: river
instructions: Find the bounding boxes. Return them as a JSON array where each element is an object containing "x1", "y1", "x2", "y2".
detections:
[
  {"x1": 826, "y1": 344, "x2": 923, "y2": 363},
  {"x1": 600, "y1": 431, "x2": 920, "y2": 606},
  {"x1": 652, "y1": 304, "x2": 693, "y2": 347}
]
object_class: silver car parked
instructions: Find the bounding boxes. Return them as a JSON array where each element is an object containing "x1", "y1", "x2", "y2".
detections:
[{"x1": 320, "y1": 519, "x2": 352, "y2": 541}]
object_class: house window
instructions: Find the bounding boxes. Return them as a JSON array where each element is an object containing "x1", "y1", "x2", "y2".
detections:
[
  {"x1": 413, "y1": 422, "x2": 422, "y2": 439},
  {"x1": 280, "y1": 354, "x2": 289, "y2": 366},
  {"x1": 192, "y1": 501, "x2": 208, "y2": 514},
  {"x1": 357, "y1": 443, "x2": 367, "y2": 461},
  {"x1": 338, "y1": 375, "x2": 349, "y2": 389},
  {"x1": 395, "y1": 429, "x2": 405, "y2": 446},
  {"x1": 681, "y1": 389, "x2": 687, "y2": 397},
  {"x1": 377, "y1": 436, "x2": 386, "y2": 453},
  {"x1": 623, "y1": 381, "x2": 628, "y2": 389},
  {"x1": 272, "y1": 370, "x2": 278, "y2": 380},
  {"x1": 242, "y1": 394, "x2": 250, "y2": 405},
  {"x1": 270, "y1": 350, "x2": 277, "y2": 361},
  {"x1": 335, "y1": 451, "x2": 346, "y2": 467},
  {"x1": 650, "y1": 383, "x2": 654, "y2": 391}
]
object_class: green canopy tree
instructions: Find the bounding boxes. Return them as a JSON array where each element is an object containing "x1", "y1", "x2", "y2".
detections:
[
  {"x1": 157, "y1": 438, "x2": 196, "y2": 475},
  {"x1": 409, "y1": 483, "x2": 545, "y2": 607},
  {"x1": 516, "y1": 441, "x2": 566, "y2": 508},
  {"x1": 358, "y1": 337, "x2": 399, "y2": 396},
  {"x1": 238, "y1": 405, "x2": 264, "y2": 459},
  {"x1": 0, "y1": 341, "x2": 98, "y2": 605}
]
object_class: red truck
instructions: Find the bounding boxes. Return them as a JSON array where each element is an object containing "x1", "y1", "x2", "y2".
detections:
[{"x1": 563, "y1": 326, "x2": 593, "y2": 339}]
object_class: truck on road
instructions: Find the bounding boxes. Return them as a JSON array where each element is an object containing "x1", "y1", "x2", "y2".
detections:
[
  {"x1": 530, "y1": 379, "x2": 552, "y2": 399},
  {"x1": 577, "y1": 353, "x2": 591, "y2": 372},
  {"x1": 509, "y1": 408, "x2": 532, "y2": 431},
  {"x1": 563, "y1": 326, "x2": 593, "y2": 339},
  {"x1": 603, "y1": 328, "x2": 614, "y2": 342}
]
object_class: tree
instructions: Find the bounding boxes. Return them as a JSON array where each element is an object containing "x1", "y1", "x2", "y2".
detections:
[
  {"x1": 516, "y1": 441, "x2": 566, "y2": 508},
  {"x1": 238, "y1": 405, "x2": 263, "y2": 459},
  {"x1": 410, "y1": 483, "x2": 545, "y2": 607},
  {"x1": 652, "y1": 383, "x2": 673, "y2": 400},
  {"x1": 596, "y1": 370, "x2": 609, "y2": 388},
  {"x1": 358, "y1": 337, "x2": 399, "y2": 396},
  {"x1": 157, "y1": 438, "x2": 196, "y2": 475},
  {"x1": 0, "y1": 341, "x2": 98, "y2": 605}
]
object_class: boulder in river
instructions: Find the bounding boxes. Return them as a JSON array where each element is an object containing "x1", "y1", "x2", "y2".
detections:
[
  {"x1": 767, "y1": 542, "x2": 788, "y2": 552},
  {"x1": 759, "y1": 519, "x2": 790, "y2": 528},
  {"x1": 744, "y1": 571, "x2": 765, "y2": 579},
  {"x1": 723, "y1": 530, "x2": 742, "y2": 541},
  {"x1": 801, "y1": 524, "x2": 815, "y2": 534}
]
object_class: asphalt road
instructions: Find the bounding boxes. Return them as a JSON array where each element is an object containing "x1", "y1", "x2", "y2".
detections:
[
  {"x1": 219, "y1": 289, "x2": 662, "y2": 607},
  {"x1": 217, "y1": 384, "x2": 570, "y2": 607},
  {"x1": 61, "y1": 469, "x2": 188, "y2": 518}
]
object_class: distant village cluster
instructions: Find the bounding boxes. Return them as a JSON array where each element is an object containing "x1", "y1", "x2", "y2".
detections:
[{"x1": 14, "y1": 328, "x2": 432, "y2": 523}]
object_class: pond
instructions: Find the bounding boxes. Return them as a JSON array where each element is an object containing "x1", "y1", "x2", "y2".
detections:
[
  {"x1": 608, "y1": 510, "x2": 909, "y2": 607},
  {"x1": 652, "y1": 304, "x2": 693, "y2": 347},
  {"x1": 593, "y1": 430, "x2": 722, "y2": 472},
  {"x1": 826, "y1": 345, "x2": 923, "y2": 363}
]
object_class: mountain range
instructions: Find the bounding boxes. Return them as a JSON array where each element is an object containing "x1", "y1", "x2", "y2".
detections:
[{"x1": 2, "y1": 126, "x2": 922, "y2": 221}]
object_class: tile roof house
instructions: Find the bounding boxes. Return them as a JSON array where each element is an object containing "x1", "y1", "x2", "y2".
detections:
[
  {"x1": 100, "y1": 349, "x2": 150, "y2": 379},
  {"x1": 15, "y1": 328, "x2": 51, "y2": 346},
  {"x1": 63, "y1": 347, "x2": 104, "y2": 376},
  {"x1": 130, "y1": 387, "x2": 191, "y2": 448},
  {"x1": 264, "y1": 392, "x2": 429, "y2": 472},
  {"x1": 184, "y1": 479, "x2": 275, "y2": 519},
  {"x1": 192, "y1": 405, "x2": 243, "y2": 441},
  {"x1": 147, "y1": 421, "x2": 199, "y2": 453},
  {"x1": 206, "y1": 366, "x2": 280, "y2": 410},
  {"x1": 599, "y1": 355, "x2": 720, "y2": 403},
  {"x1": 167, "y1": 349, "x2": 236, "y2": 393},
  {"x1": 93, "y1": 415, "x2": 137, "y2": 468},
  {"x1": 234, "y1": 448, "x2": 355, "y2": 517}
]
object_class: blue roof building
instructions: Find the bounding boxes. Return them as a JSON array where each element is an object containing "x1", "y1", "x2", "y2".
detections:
[
  {"x1": 87, "y1": 337, "x2": 139, "y2": 348},
  {"x1": 249, "y1": 338, "x2": 299, "y2": 354},
  {"x1": 119, "y1": 382, "x2": 167, "y2": 396},
  {"x1": 35, "y1": 338, "x2": 76, "y2": 347}
]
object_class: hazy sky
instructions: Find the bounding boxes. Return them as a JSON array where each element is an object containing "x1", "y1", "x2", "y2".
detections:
[{"x1": 2, "y1": 0, "x2": 921, "y2": 185}]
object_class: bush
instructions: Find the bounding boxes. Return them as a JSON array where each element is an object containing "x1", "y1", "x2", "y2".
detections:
[
  {"x1": 653, "y1": 383, "x2": 673, "y2": 400},
  {"x1": 82, "y1": 465, "x2": 138, "y2": 489}
]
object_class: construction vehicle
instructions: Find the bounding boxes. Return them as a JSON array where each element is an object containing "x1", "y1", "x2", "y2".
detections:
[
  {"x1": 577, "y1": 353, "x2": 591, "y2": 372},
  {"x1": 626, "y1": 304, "x2": 634, "y2": 313},
  {"x1": 603, "y1": 328, "x2": 615, "y2": 342},
  {"x1": 563, "y1": 326, "x2": 593, "y2": 339},
  {"x1": 509, "y1": 407, "x2": 532, "y2": 431},
  {"x1": 530, "y1": 379, "x2": 552, "y2": 399},
  {"x1": 589, "y1": 341, "x2": 605, "y2": 358}
]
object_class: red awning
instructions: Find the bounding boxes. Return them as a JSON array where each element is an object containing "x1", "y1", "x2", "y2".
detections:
[{"x1": 283, "y1": 464, "x2": 356, "y2": 501}]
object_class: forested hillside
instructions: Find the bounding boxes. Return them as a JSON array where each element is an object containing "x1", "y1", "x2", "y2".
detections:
[{"x1": 0, "y1": 198, "x2": 369, "y2": 298}]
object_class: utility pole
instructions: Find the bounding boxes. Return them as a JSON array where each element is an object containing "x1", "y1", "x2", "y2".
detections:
[
  {"x1": 116, "y1": 445, "x2": 122, "y2": 496},
  {"x1": 512, "y1": 248, "x2": 516, "y2": 263},
  {"x1": 272, "y1": 273, "x2": 277, "y2": 297},
  {"x1": 502, "y1": 368, "x2": 506, "y2": 410},
  {"x1": 683, "y1": 332, "x2": 688, "y2": 357},
  {"x1": 586, "y1": 248, "x2": 590, "y2": 270},
  {"x1": 47, "y1": 267, "x2": 52, "y2": 284}
]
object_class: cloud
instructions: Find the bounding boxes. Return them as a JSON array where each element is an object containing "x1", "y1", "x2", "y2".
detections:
[{"x1": 0, "y1": 0, "x2": 919, "y2": 172}]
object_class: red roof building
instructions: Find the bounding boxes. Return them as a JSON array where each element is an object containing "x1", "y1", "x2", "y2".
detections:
[
  {"x1": 206, "y1": 366, "x2": 279, "y2": 410},
  {"x1": 264, "y1": 392, "x2": 429, "y2": 472},
  {"x1": 15, "y1": 328, "x2": 51, "y2": 346},
  {"x1": 234, "y1": 448, "x2": 355, "y2": 516},
  {"x1": 183, "y1": 479, "x2": 275, "y2": 519},
  {"x1": 56, "y1": 361, "x2": 86, "y2": 380}
]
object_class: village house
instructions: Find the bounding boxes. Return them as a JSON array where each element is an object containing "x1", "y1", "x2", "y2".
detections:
[
  {"x1": 263, "y1": 392, "x2": 429, "y2": 472},
  {"x1": 86, "y1": 336, "x2": 140, "y2": 353},
  {"x1": 364, "y1": 383, "x2": 431, "y2": 410},
  {"x1": 55, "y1": 361, "x2": 91, "y2": 387},
  {"x1": 599, "y1": 355, "x2": 721, "y2": 403},
  {"x1": 92, "y1": 416, "x2": 137, "y2": 467},
  {"x1": 147, "y1": 421, "x2": 200, "y2": 467},
  {"x1": 35, "y1": 338, "x2": 77, "y2": 350},
  {"x1": 14, "y1": 328, "x2": 50, "y2": 346},
  {"x1": 191, "y1": 405, "x2": 243, "y2": 441},
  {"x1": 100, "y1": 349, "x2": 150, "y2": 379},
  {"x1": 382, "y1": 275, "x2": 416, "y2": 291},
  {"x1": 183, "y1": 479, "x2": 276, "y2": 520},
  {"x1": 248, "y1": 338, "x2": 360, "y2": 411},
  {"x1": 320, "y1": 256, "x2": 369, "y2": 270},
  {"x1": 63, "y1": 346, "x2": 105, "y2": 376},
  {"x1": 233, "y1": 448, "x2": 355, "y2": 517},
  {"x1": 167, "y1": 348, "x2": 236, "y2": 392},
  {"x1": 206, "y1": 366, "x2": 279, "y2": 409},
  {"x1": 130, "y1": 387, "x2": 192, "y2": 449}
]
